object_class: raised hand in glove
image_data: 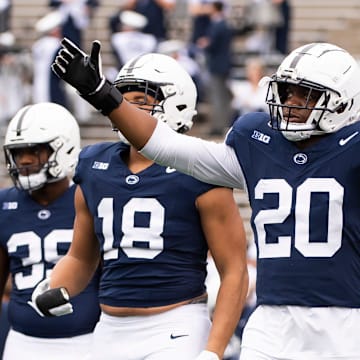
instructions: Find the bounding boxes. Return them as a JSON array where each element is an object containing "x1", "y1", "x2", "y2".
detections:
[
  {"x1": 27, "y1": 278, "x2": 73, "y2": 317},
  {"x1": 51, "y1": 37, "x2": 123, "y2": 116},
  {"x1": 194, "y1": 350, "x2": 220, "y2": 360}
]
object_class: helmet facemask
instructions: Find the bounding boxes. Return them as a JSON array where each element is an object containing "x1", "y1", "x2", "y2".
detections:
[
  {"x1": 117, "y1": 80, "x2": 165, "y2": 115},
  {"x1": 266, "y1": 77, "x2": 348, "y2": 141},
  {"x1": 4, "y1": 143, "x2": 54, "y2": 191}
]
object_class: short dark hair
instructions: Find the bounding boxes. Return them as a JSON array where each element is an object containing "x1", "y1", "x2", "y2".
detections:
[{"x1": 212, "y1": 1, "x2": 224, "y2": 12}]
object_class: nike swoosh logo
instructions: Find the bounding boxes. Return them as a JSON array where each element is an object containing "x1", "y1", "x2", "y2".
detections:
[
  {"x1": 166, "y1": 166, "x2": 176, "y2": 173},
  {"x1": 339, "y1": 131, "x2": 359, "y2": 146},
  {"x1": 170, "y1": 334, "x2": 189, "y2": 339}
]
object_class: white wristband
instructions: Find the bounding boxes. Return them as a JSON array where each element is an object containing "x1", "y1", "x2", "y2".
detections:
[{"x1": 195, "y1": 350, "x2": 220, "y2": 360}]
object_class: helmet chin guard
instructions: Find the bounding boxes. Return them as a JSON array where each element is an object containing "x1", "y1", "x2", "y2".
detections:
[{"x1": 18, "y1": 171, "x2": 48, "y2": 191}]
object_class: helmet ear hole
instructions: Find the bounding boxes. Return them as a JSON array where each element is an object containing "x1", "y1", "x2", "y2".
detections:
[
  {"x1": 177, "y1": 104, "x2": 187, "y2": 111},
  {"x1": 336, "y1": 103, "x2": 347, "y2": 114}
]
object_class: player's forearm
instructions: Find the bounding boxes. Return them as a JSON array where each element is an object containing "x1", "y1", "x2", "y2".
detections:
[
  {"x1": 207, "y1": 271, "x2": 249, "y2": 357},
  {"x1": 50, "y1": 254, "x2": 98, "y2": 297},
  {"x1": 109, "y1": 99, "x2": 157, "y2": 150}
]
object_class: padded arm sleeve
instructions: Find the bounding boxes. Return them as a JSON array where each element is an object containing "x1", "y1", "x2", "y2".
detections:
[{"x1": 140, "y1": 121, "x2": 246, "y2": 189}]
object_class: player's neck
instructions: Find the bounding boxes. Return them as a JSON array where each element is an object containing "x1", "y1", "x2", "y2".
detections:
[
  {"x1": 29, "y1": 177, "x2": 70, "y2": 206},
  {"x1": 126, "y1": 146, "x2": 154, "y2": 174}
]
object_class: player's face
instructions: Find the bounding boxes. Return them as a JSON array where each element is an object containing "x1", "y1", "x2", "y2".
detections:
[
  {"x1": 280, "y1": 84, "x2": 322, "y2": 124},
  {"x1": 11, "y1": 144, "x2": 51, "y2": 176},
  {"x1": 123, "y1": 91, "x2": 159, "y2": 112}
]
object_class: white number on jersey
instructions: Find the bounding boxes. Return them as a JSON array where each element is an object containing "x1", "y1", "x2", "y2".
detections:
[
  {"x1": 99, "y1": 197, "x2": 165, "y2": 260},
  {"x1": 255, "y1": 178, "x2": 343, "y2": 258},
  {"x1": 7, "y1": 229, "x2": 73, "y2": 289}
]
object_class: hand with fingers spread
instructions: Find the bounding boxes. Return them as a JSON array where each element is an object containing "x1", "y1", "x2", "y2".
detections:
[
  {"x1": 52, "y1": 37, "x2": 123, "y2": 115},
  {"x1": 52, "y1": 38, "x2": 104, "y2": 95}
]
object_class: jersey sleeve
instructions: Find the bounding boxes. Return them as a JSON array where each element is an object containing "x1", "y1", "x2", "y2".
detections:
[{"x1": 141, "y1": 120, "x2": 246, "y2": 189}]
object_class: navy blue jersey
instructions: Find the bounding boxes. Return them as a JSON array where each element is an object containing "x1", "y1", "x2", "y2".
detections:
[
  {"x1": 226, "y1": 112, "x2": 360, "y2": 307},
  {"x1": 0, "y1": 184, "x2": 100, "y2": 338},
  {"x1": 74, "y1": 142, "x2": 217, "y2": 307}
]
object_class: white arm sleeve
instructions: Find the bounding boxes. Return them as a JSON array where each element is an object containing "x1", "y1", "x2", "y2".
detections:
[{"x1": 140, "y1": 121, "x2": 246, "y2": 189}]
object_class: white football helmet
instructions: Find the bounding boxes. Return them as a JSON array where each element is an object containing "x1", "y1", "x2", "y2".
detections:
[
  {"x1": 114, "y1": 53, "x2": 197, "y2": 142},
  {"x1": 4, "y1": 102, "x2": 80, "y2": 191},
  {"x1": 265, "y1": 42, "x2": 360, "y2": 141}
]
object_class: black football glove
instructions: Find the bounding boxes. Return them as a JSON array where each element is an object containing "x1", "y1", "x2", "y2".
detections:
[
  {"x1": 28, "y1": 278, "x2": 73, "y2": 317},
  {"x1": 51, "y1": 38, "x2": 123, "y2": 116}
]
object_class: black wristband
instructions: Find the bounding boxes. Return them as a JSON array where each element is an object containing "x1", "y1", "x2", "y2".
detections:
[
  {"x1": 81, "y1": 79, "x2": 124, "y2": 116},
  {"x1": 35, "y1": 287, "x2": 69, "y2": 317}
]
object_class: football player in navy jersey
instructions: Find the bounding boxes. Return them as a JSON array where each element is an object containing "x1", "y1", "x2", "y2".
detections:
[
  {"x1": 31, "y1": 52, "x2": 249, "y2": 360},
  {"x1": 0, "y1": 102, "x2": 100, "y2": 359},
  {"x1": 50, "y1": 38, "x2": 360, "y2": 359}
]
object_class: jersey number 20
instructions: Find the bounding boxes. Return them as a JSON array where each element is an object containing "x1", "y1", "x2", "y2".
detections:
[{"x1": 254, "y1": 178, "x2": 343, "y2": 258}]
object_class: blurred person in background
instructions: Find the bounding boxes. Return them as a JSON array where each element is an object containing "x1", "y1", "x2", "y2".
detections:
[
  {"x1": 48, "y1": 0, "x2": 99, "y2": 47},
  {"x1": 157, "y1": 39, "x2": 204, "y2": 103},
  {"x1": 0, "y1": 0, "x2": 11, "y2": 32},
  {"x1": 242, "y1": 0, "x2": 284, "y2": 55},
  {"x1": 32, "y1": 11, "x2": 68, "y2": 108},
  {"x1": 0, "y1": 31, "x2": 31, "y2": 126},
  {"x1": 187, "y1": 0, "x2": 212, "y2": 59},
  {"x1": 34, "y1": 9, "x2": 94, "y2": 122},
  {"x1": 273, "y1": 0, "x2": 291, "y2": 55},
  {"x1": 121, "y1": 0, "x2": 175, "y2": 42},
  {"x1": 230, "y1": 57, "x2": 269, "y2": 122},
  {"x1": 197, "y1": 1, "x2": 233, "y2": 136},
  {"x1": 110, "y1": 10, "x2": 157, "y2": 71}
]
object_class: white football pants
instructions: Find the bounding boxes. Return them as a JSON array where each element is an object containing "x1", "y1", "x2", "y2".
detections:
[
  {"x1": 240, "y1": 305, "x2": 360, "y2": 360},
  {"x1": 90, "y1": 304, "x2": 211, "y2": 360},
  {"x1": 3, "y1": 328, "x2": 92, "y2": 360}
]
